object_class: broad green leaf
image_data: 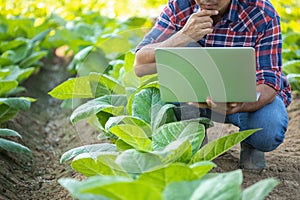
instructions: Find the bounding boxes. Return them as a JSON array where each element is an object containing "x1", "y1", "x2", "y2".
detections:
[
  {"x1": 79, "y1": 176, "x2": 133, "y2": 191},
  {"x1": 126, "y1": 93, "x2": 135, "y2": 116},
  {"x1": 152, "y1": 104, "x2": 176, "y2": 130},
  {"x1": 5, "y1": 86, "x2": 27, "y2": 96},
  {"x1": 76, "y1": 48, "x2": 109, "y2": 76},
  {"x1": 108, "y1": 59, "x2": 124, "y2": 80},
  {"x1": 59, "y1": 177, "x2": 127, "y2": 200},
  {"x1": 0, "y1": 57, "x2": 11, "y2": 66},
  {"x1": 153, "y1": 140, "x2": 192, "y2": 164},
  {"x1": 19, "y1": 51, "x2": 48, "y2": 68},
  {"x1": 90, "y1": 82, "x2": 111, "y2": 98},
  {"x1": 163, "y1": 179, "x2": 203, "y2": 200},
  {"x1": 109, "y1": 124, "x2": 152, "y2": 151},
  {"x1": 139, "y1": 81, "x2": 160, "y2": 90},
  {"x1": 67, "y1": 46, "x2": 93, "y2": 72},
  {"x1": 242, "y1": 178, "x2": 280, "y2": 200},
  {"x1": 81, "y1": 180, "x2": 162, "y2": 200},
  {"x1": 125, "y1": 80, "x2": 159, "y2": 116},
  {"x1": 89, "y1": 72, "x2": 125, "y2": 95},
  {"x1": 190, "y1": 129, "x2": 260, "y2": 163},
  {"x1": 139, "y1": 74, "x2": 158, "y2": 88},
  {"x1": 0, "y1": 80, "x2": 18, "y2": 96},
  {"x1": 0, "y1": 138, "x2": 31, "y2": 154},
  {"x1": 0, "y1": 97, "x2": 31, "y2": 110},
  {"x1": 189, "y1": 161, "x2": 216, "y2": 178},
  {"x1": 30, "y1": 29, "x2": 51, "y2": 43},
  {"x1": 188, "y1": 170, "x2": 242, "y2": 200},
  {"x1": 95, "y1": 111, "x2": 113, "y2": 131},
  {"x1": 58, "y1": 178, "x2": 82, "y2": 199},
  {"x1": 115, "y1": 139, "x2": 134, "y2": 151},
  {"x1": 0, "y1": 104, "x2": 18, "y2": 123},
  {"x1": 0, "y1": 128, "x2": 22, "y2": 138},
  {"x1": 115, "y1": 149, "x2": 164, "y2": 174},
  {"x1": 163, "y1": 170, "x2": 243, "y2": 200},
  {"x1": 0, "y1": 37, "x2": 27, "y2": 52},
  {"x1": 48, "y1": 76, "x2": 93, "y2": 100},
  {"x1": 121, "y1": 71, "x2": 140, "y2": 88},
  {"x1": 153, "y1": 119, "x2": 207, "y2": 155},
  {"x1": 71, "y1": 152, "x2": 128, "y2": 177},
  {"x1": 123, "y1": 52, "x2": 135, "y2": 72},
  {"x1": 4, "y1": 65, "x2": 35, "y2": 83},
  {"x1": 70, "y1": 95, "x2": 127, "y2": 124},
  {"x1": 132, "y1": 87, "x2": 174, "y2": 129},
  {"x1": 97, "y1": 32, "x2": 131, "y2": 60},
  {"x1": 0, "y1": 68, "x2": 10, "y2": 79},
  {"x1": 60, "y1": 143, "x2": 117, "y2": 163},
  {"x1": 137, "y1": 163, "x2": 198, "y2": 191},
  {"x1": 105, "y1": 116, "x2": 152, "y2": 137},
  {"x1": 132, "y1": 87, "x2": 161, "y2": 125},
  {"x1": 3, "y1": 44, "x2": 31, "y2": 64},
  {"x1": 120, "y1": 52, "x2": 139, "y2": 88}
]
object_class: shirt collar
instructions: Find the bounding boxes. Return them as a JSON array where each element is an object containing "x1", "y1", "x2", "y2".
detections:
[{"x1": 226, "y1": 0, "x2": 239, "y2": 22}]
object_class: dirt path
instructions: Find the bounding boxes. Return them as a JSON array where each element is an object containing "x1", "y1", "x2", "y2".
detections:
[
  {"x1": 0, "y1": 57, "x2": 80, "y2": 200},
  {"x1": 0, "y1": 56, "x2": 299, "y2": 199}
]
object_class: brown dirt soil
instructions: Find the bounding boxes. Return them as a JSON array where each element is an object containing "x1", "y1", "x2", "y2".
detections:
[{"x1": 0, "y1": 56, "x2": 299, "y2": 200}]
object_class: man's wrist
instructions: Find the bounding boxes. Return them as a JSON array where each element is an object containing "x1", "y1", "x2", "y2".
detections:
[{"x1": 162, "y1": 31, "x2": 195, "y2": 47}]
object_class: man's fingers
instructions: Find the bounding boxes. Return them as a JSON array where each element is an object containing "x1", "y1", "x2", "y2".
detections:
[
  {"x1": 229, "y1": 103, "x2": 238, "y2": 107},
  {"x1": 189, "y1": 14, "x2": 214, "y2": 24},
  {"x1": 187, "y1": 102, "x2": 209, "y2": 108},
  {"x1": 206, "y1": 98, "x2": 217, "y2": 108},
  {"x1": 200, "y1": 22, "x2": 214, "y2": 29}
]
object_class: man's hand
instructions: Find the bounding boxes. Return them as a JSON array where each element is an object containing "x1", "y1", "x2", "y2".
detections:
[
  {"x1": 179, "y1": 9, "x2": 219, "y2": 42},
  {"x1": 187, "y1": 84, "x2": 277, "y2": 115},
  {"x1": 134, "y1": 9, "x2": 219, "y2": 77},
  {"x1": 188, "y1": 98, "x2": 243, "y2": 115}
]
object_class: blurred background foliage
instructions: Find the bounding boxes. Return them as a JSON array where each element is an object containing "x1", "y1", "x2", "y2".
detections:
[
  {"x1": 0, "y1": 0, "x2": 298, "y2": 37},
  {"x1": 0, "y1": 0, "x2": 167, "y2": 19},
  {"x1": 0, "y1": 0, "x2": 298, "y2": 25}
]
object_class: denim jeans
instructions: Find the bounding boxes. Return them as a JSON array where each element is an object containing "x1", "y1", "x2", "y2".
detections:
[{"x1": 173, "y1": 96, "x2": 289, "y2": 152}]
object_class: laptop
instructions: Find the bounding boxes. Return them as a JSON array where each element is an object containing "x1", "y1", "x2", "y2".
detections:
[{"x1": 155, "y1": 47, "x2": 257, "y2": 102}]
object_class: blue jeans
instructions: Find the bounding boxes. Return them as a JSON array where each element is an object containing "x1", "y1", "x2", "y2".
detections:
[
  {"x1": 226, "y1": 96, "x2": 289, "y2": 152},
  {"x1": 173, "y1": 96, "x2": 289, "y2": 152}
]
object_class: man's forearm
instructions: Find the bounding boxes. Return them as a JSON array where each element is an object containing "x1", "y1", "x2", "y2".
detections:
[
  {"x1": 240, "y1": 84, "x2": 277, "y2": 112},
  {"x1": 134, "y1": 32, "x2": 195, "y2": 77}
]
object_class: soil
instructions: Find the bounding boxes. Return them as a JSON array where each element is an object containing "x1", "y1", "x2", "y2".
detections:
[{"x1": 0, "y1": 56, "x2": 299, "y2": 200}]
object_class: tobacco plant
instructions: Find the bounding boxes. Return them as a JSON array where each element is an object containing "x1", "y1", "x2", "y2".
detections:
[{"x1": 49, "y1": 52, "x2": 279, "y2": 199}]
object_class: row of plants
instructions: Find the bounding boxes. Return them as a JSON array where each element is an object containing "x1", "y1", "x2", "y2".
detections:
[
  {"x1": 0, "y1": 4, "x2": 152, "y2": 154},
  {"x1": 0, "y1": 17, "x2": 52, "y2": 154},
  {"x1": 48, "y1": 52, "x2": 279, "y2": 199}
]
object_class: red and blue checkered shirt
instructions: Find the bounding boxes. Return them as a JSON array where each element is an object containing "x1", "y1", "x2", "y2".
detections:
[{"x1": 136, "y1": 0, "x2": 292, "y2": 106}]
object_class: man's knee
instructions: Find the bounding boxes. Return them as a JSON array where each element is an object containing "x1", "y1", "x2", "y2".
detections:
[
  {"x1": 245, "y1": 119, "x2": 287, "y2": 152},
  {"x1": 242, "y1": 97, "x2": 289, "y2": 152}
]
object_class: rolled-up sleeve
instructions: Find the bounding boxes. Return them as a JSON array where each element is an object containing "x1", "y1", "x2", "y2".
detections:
[
  {"x1": 255, "y1": 15, "x2": 282, "y2": 91},
  {"x1": 135, "y1": 1, "x2": 177, "y2": 52}
]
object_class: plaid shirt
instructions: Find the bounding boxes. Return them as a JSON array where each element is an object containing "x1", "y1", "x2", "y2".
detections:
[{"x1": 136, "y1": 0, "x2": 292, "y2": 106}]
